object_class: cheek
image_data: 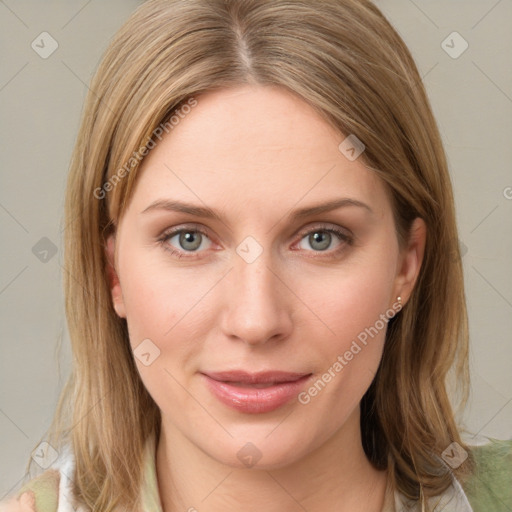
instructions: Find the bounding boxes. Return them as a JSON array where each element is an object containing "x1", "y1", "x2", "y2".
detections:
[
  {"x1": 286, "y1": 255, "x2": 397, "y2": 452},
  {"x1": 295, "y1": 247, "x2": 397, "y2": 399},
  {"x1": 116, "y1": 248, "x2": 221, "y2": 403},
  {"x1": 118, "y1": 249, "x2": 209, "y2": 347},
  {"x1": 116, "y1": 250, "x2": 211, "y2": 412},
  {"x1": 304, "y1": 256, "x2": 395, "y2": 350}
]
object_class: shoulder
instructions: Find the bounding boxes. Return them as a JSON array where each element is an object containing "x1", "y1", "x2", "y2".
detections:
[
  {"x1": 0, "y1": 469, "x2": 60, "y2": 512},
  {"x1": 462, "y1": 436, "x2": 512, "y2": 511}
]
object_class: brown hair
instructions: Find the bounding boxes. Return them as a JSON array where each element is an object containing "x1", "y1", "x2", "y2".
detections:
[{"x1": 26, "y1": 0, "x2": 473, "y2": 510}]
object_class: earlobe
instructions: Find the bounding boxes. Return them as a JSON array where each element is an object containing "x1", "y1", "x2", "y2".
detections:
[
  {"x1": 105, "y1": 234, "x2": 126, "y2": 318},
  {"x1": 394, "y1": 217, "x2": 427, "y2": 306}
]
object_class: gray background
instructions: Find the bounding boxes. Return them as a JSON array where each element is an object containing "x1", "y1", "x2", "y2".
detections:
[{"x1": 1, "y1": 0, "x2": 511, "y2": 497}]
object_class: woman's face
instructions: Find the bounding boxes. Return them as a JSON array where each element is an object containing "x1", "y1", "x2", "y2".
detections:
[{"x1": 107, "y1": 85, "x2": 424, "y2": 468}]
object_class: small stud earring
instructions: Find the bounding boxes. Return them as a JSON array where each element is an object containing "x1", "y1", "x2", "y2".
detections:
[{"x1": 397, "y1": 296, "x2": 402, "y2": 307}]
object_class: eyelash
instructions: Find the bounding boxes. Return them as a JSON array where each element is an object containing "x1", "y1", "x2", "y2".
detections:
[{"x1": 157, "y1": 224, "x2": 353, "y2": 260}]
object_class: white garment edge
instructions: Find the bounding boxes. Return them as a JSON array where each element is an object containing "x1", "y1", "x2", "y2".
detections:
[
  {"x1": 48, "y1": 444, "x2": 87, "y2": 512},
  {"x1": 392, "y1": 436, "x2": 498, "y2": 511},
  {"x1": 394, "y1": 472, "x2": 474, "y2": 512}
]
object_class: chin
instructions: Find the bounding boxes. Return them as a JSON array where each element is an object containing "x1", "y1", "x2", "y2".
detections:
[{"x1": 199, "y1": 422, "x2": 321, "y2": 470}]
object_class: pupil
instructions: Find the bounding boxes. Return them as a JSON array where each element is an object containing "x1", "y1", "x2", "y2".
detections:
[
  {"x1": 181, "y1": 231, "x2": 201, "y2": 250},
  {"x1": 311, "y1": 231, "x2": 330, "y2": 251}
]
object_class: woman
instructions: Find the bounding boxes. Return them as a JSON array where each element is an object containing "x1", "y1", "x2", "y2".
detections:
[{"x1": 1, "y1": 0, "x2": 510, "y2": 511}]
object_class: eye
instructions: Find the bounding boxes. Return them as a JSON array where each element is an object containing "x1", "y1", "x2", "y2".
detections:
[
  {"x1": 158, "y1": 226, "x2": 212, "y2": 258},
  {"x1": 295, "y1": 225, "x2": 353, "y2": 255},
  {"x1": 157, "y1": 223, "x2": 353, "y2": 260}
]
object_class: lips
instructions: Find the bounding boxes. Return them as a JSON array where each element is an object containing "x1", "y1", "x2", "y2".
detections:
[
  {"x1": 201, "y1": 370, "x2": 312, "y2": 414},
  {"x1": 205, "y1": 370, "x2": 309, "y2": 385}
]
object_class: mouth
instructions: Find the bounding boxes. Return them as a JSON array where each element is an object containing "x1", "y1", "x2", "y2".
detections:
[
  {"x1": 201, "y1": 370, "x2": 313, "y2": 414},
  {"x1": 222, "y1": 382, "x2": 288, "y2": 388}
]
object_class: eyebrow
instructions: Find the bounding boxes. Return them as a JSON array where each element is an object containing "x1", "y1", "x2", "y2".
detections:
[{"x1": 141, "y1": 197, "x2": 373, "y2": 221}]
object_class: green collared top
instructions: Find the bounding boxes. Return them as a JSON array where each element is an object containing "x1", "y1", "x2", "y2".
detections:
[{"x1": 1, "y1": 435, "x2": 511, "y2": 511}]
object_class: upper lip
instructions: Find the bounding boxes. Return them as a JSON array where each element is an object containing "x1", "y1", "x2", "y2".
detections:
[{"x1": 202, "y1": 370, "x2": 311, "y2": 384}]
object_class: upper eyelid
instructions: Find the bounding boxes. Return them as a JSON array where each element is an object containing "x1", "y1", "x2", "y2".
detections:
[
  {"x1": 160, "y1": 221, "x2": 350, "y2": 237},
  {"x1": 296, "y1": 223, "x2": 351, "y2": 237}
]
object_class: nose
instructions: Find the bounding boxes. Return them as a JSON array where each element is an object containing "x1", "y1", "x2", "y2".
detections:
[{"x1": 219, "y1": 250, "x2": 293, "y2": 346}]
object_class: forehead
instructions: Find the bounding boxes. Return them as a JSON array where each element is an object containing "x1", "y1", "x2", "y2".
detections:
[{"x1": 129, "y1": 85, "x2": 389, "y2": 220}]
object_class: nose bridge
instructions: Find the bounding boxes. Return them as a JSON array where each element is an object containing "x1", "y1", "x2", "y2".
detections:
[
  {"x1": 220, "y1": 242, "x2": 292, "y2": 344},
  {"x1": 233, "y1": 233, "x2": 280, "y2": 298},
  {"x1": 236, "y1": 248, "x2": 276, "y2": 300}
]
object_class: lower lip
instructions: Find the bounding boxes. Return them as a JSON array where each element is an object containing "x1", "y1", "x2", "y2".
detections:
[{"x1": 202, "y1": 374, "x2": 312, "y2": 414}]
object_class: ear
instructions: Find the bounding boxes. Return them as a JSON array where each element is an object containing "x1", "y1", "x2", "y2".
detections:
[
  {"x1": 392, "y1": 217, "x2": 427, "y2": 306},
  {"x1": 105, "y1": 234, "x2": 126, "y2": 318}
]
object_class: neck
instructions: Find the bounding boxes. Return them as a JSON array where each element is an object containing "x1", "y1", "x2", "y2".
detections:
[{"x1": 156, "y1": 407, "x2": 388, "y2": 512}]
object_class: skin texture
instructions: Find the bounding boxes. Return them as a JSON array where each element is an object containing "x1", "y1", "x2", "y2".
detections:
[{"x1": 106, "y1": 84, "x2": 426, "y2": 512}]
